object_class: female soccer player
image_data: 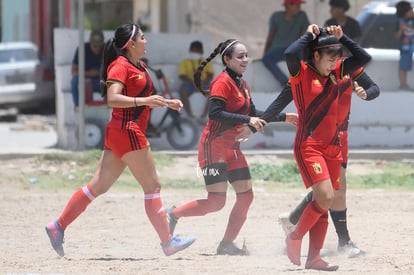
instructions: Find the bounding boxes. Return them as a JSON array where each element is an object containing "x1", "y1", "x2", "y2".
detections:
[
  {"x1": 166, "y1": 39, "x2": 267, "y2": 255},
  {"x1": 45, "y1": 23, "x2": 195, "y2": 257},
  {"x1": 283, "y1": 24, "x2": 371, "y2": 270}
]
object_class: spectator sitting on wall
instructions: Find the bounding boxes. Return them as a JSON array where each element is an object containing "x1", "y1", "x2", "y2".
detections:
[
  {"x1": 178, "y1": 40, "x2": 213, "y2": 123},
  {"x1": 262, "y1": 0, "x2": 309, "y2": 87},
  {"x1": 71, "y1": 30, "x2": 105, "y2": 110}
]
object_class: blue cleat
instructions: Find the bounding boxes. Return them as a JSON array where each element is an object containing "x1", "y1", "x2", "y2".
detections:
[
  {"x1": 45, "y1": 220, "x2": 65, "y2": 257},
  {"x1": 161, "y1": 235, "x2": 196, "y2": 256}
]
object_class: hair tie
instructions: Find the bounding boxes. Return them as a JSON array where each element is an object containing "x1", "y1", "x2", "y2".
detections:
[
  {"x1": 220, "y1": 40, "x2": 239, "y2": 56},
  {"x1": 120, "y1": 25, "x2": 136, "y2": 50},
  {"x1": 314, "y1": 43, "x2": 341, "y2": 50}
]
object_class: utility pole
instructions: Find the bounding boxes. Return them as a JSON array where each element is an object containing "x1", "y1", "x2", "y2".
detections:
[{"x1": 77, "y1": 0, "x2": 85, "y2": 150}]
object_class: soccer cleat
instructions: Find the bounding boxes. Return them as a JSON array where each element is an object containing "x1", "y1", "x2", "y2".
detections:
[
  {"x1": 305, "y1": 256, "x2": 339, "y2": 271},
  {"x1": 338, "y1": 240, "x2": 365, "y2": 258},
  {"x1": 216, "y1": 241, "x2": 249, "y2": 256},
  {"x1": 285, "y1": 234, "x2": 301, "y2": 266},
  {"x1": 165, "y1": 206, "x2": 178, "y2": 235},
  {"x1": 161, "y1": 235, "x2": 196, "y2": 256},
  {"x1": 278, "y1": 212, "x2": 296, "y2": 236},
  {"x1": 45, "y1": 220, "x2": 65, "y2": 257}
]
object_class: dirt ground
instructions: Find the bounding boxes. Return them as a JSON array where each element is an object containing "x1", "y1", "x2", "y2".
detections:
[{"x1": 1, "y1": 154, "x2": 414, "y2": 275}]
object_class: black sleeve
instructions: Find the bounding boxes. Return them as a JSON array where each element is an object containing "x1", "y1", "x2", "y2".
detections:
[
  {"x1": 341, "y1": 34, "x2": 372, "y2": 76},
  {"x1": 208, "y1": 98, "x2": 250, "y2": 124},
  {"x1": 249, "y1": 99, "x2": 264, "y2": 117},
  {"x1": 72, "y1": 47, "x2": 79, "y2": 65},
  {"x1": 261, "y1": 83, "x2": 293, "y2": 122},
  {"x1": 354, "y1": 72, "x2": 380, "y2": 101},
  {"x1": 285, "y1": 32, "x2": 314, "y2": 77}
]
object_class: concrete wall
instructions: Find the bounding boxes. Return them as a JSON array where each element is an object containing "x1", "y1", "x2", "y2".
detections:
[
  {"x1": 54, "y1": 29, "x2": 414, "y2": 150},
  {"x1": 53, "y1": 28, "x2": 114, "y2": 150},
  {"x1": 243, "y1": 58, "x2": 414, "y2": 149}
]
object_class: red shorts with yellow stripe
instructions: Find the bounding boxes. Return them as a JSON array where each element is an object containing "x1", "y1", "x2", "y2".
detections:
[
  {"x1": 294, "y1": 137, "x2": 342, "y2": 190},
  {"x1": 104, "y1": 125, "x2": 149, "y2": 158},
  {"x1": 198, "y1": 135, "x2": 250, "y2": 185}
]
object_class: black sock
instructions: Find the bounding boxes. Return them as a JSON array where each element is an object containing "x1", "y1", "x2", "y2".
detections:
[
  {"x1": 289, "y1": 191, "x2": 313, "y2": 225},
  {"x1": 329, "y1": 208, "x2": 351, "y2": 246}
]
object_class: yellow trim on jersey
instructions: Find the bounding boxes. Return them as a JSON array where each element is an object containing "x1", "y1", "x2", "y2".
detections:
[
  {"x1": 106, "y1": 79, "x2": 125, "y2": 88},
  {"x1": 209, "y1": 96, "x2": 227, "y2": 103}
]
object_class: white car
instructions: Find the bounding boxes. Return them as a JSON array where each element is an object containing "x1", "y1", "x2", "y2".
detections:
[{"x1": 0, "y1": 41, "x2": 55, "y2": 112}]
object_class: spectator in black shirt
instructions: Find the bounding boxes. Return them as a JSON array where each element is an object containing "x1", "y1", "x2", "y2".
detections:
[
  {"x1": 71, "y1": 30, "x2": 105, "y2": 110},
  {"x1": 325, "y1": 0, "x2": 361, "y2": 56}
]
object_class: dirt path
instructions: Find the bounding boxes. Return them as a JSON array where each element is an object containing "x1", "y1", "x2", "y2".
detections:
[{"x1": 1, "y1": 155, "x2": 414, "y2": 274}]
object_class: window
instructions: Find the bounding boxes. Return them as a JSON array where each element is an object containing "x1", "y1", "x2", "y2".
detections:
[{"x1": 0, "y1": 48, "x2": 37, "y2": 63}]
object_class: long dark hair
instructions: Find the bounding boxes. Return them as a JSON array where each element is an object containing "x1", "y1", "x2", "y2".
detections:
[
  {"x1": 193, "y1": 39, "x2": 239, "y2": 96},
  {"x1": 100, "y1": 23, "x2": 140, "y2": 97},
  {"x1": 304, "y1": 28, "x2": 342, "y2": 61}
]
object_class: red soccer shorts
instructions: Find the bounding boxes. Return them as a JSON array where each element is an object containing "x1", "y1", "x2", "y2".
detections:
[
  {"x1": 198, "y1": 135, "x2": 250, "y2": 185},
  {"x1": 294, "y1": 137, "x2": 342, "y2": 190},
  {"x1": 104, "y1": 125, "x2": 149, "y2": 158}
]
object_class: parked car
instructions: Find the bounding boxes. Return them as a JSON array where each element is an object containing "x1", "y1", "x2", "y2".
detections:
[
  {"x1": 356, "y1": 0, "x2": 414, "y2": 90},
  {"x1": 357, "y1": 0, "x2": 414, "y2": 49},
  {"x1": 0, "y1": 41, "x2": 55, "y2": 113}
]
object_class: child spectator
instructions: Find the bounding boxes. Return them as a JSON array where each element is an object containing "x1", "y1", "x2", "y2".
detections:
[
  {"x1": 396, "y1": 1, "x2": 414, "y2": 90},
  {"x1": 178, "y1": 41, "x2": 213, "y2": 122}
]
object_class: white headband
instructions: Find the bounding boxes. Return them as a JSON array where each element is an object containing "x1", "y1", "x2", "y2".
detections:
[{"x1": 220, "y1": 40, "x2": 239, "y2": 56}]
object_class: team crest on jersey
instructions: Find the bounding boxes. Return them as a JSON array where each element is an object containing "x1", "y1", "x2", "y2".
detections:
[
  {"x1": 312, "y1": 162, "x2": 323, "y2": 174},
  {"x1": 238, "y1": 91, "x2": 242, "y2": 97}
]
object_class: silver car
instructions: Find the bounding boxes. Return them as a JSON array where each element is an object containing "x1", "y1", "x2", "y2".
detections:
[{"x1": 0, "y1": 41, "x2": 55, "y2": 112}]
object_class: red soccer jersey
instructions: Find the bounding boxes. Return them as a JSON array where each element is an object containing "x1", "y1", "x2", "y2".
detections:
[
  {"x1": 201, "y1": 71, "x2": 251, "y2": 142},
  {"x1": 290, "y1": 60, "x2": 344, "y2": 145},
  {"x1": 106, "y1": 56, "x2": 154, "y2": 132},
  {"x1": 337, "y1": 67, "x2": 364, "y2": 131}
]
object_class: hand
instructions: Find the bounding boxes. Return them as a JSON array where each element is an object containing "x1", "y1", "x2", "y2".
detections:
[
  {"x1": 326, "y1": 25, "x2": 343, "y2": 39},
  {"x1": 248, "y1": 117, "x2": 267, "y2": 132},
  {"x1": 285, "y1": 113, "x2": 298, "y2": 126},
  {"x1": 235, "y1": 125, "x2": 254, "y2": 142},
  {"x1": 354, "y1": 81, "x2": 367, "y2": 100},
  {"x1": 165, "y1": 99, "x2": 183, "y2": 111},
  {"x1": 307, "y1": 24, "x2": 320, "y2": 40},
  {"x1": 146, "y1": 95, "x2": 169, "y2": 108}
]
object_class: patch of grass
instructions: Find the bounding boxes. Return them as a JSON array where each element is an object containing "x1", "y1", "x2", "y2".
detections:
[
  {"x1": 14, "y1": 152, "x2": 414, "y2": 192},
  {"x1": 161, "y1": 178, "x2": 205, "y2": 190},
  {"x1": 152, "y1": 152, "x2": 175, "y2": 168},
  {"x1": 22, "y1": 150, "x2": 176, "y2": 191},
  {"x1": 250, "y1": 160, "x2": 303, "y2": 189},
  {"x1": 37, "y1": 150, "x2": 102, "y2": 164},
  {"x1": 250, "y1": 159, "x2": 414, "y2": 191},
  {"x1": 26, "y1": 150, "x2": 102, "y2": 190},
  {"x1": 347, "y1": 161, "x2": 414, "y2": 190}
]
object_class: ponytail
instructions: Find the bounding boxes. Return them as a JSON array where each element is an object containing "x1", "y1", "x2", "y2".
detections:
[
  {"x1": 100, "y1": 23, "x2": 140, "y2": 97},
  {"x1": 193, "y1": 39, "x2": 238, "y2": 97},
  {"x1": 100, "y1": 38, "x2": 119, "y2": 97}
]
